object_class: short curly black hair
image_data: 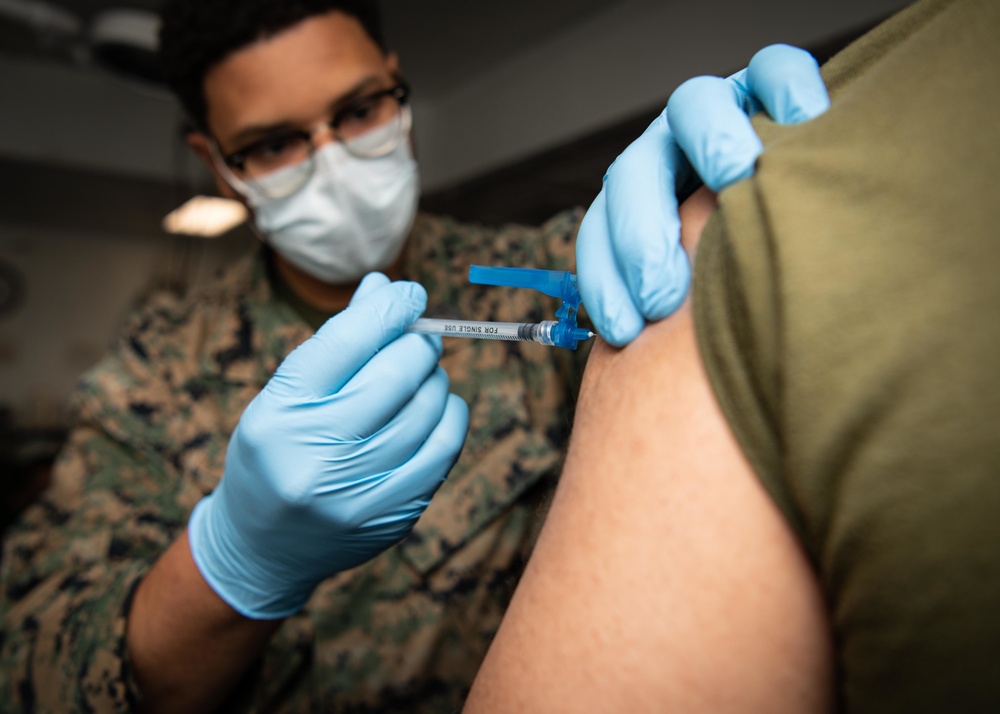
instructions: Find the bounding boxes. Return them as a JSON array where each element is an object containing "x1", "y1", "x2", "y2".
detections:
[{"x1": 159, "y1": 0, "x2": 386, "y2": 131}]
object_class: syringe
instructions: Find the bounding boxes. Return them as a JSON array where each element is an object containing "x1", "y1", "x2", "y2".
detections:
[
  {"x1": 408, "y1": 265, "x2": 595, "y2": 350},
  {"x1": 406, "y1": 318, "x2": 594, "y2": 348}
]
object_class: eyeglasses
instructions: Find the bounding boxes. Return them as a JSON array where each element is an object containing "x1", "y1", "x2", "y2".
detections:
[{"x1": 213, "y1": 82, "x2": 411, "y2": 200}]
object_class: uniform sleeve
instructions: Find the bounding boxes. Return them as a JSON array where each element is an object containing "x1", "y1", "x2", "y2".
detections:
[{"x1": 0, "y1": 303, "x2": 192, "y2": 713}]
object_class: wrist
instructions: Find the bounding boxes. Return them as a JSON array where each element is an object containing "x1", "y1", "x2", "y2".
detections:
[
  {"x1": 188, "y1": 495, "x2": 312, "y2": 619},
  {"x1": 129, "y1": 531, "x2": 284, "y2": 713}
]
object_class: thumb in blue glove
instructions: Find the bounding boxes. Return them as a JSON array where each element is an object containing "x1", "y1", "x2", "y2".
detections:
[
  {"x1": 189, "y1": 273, "x2": 470, "y2": 618},
  {"x1": 577, "y1": 44, "x2": 830, "y2": 347}
]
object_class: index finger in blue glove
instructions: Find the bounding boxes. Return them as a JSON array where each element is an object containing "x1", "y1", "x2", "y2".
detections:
[
  {"x1": 335, "y1": 334, "x2": 448, "y2": 438},
  {"x1": 744, "y1": 44, "x2": 830, "y2": 125},
  {"x1": 348, "y1": 271, "x2": 391, "y2": 305},
  {"x1": 350, "y1": 272, "x2": 444, "y2": 355},
  {"x1": 279, "y1": 280, "x2": 434, "y2": 399},
  {"x1": 577, "y1": 112, "x2": 693, "y2": 346},
  {"x1": 576, "y1": 188, "x2": 646, "y2": 347},
  {"x1": 668, "y1": 75, "x2": 765, "y2": 192},
  {"x1": 335, "y1": 391, "x2": 469, "y2": 544},
  {"x1": 603, "y1": 113, "x2": 692, "y2": 323},
  {"x1": 343, "y1": 369, "x2": 464, "y2": 510},
  {"x1": 669, "y1": 45, "x2": 830, "y2": 193},
  {"x1": 371, "y1": 391, "x2": 469, "y2": 517}
]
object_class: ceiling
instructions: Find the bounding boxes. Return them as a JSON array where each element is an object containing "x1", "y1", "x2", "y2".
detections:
[{"x1": 0, "y1": 0, "x2": 624, "y2": 97}]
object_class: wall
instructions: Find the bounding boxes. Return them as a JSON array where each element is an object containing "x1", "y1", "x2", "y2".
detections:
[
  {"x1": 0, "y1": 225, "x2": 255, "y2": 426},
  {"x1": 414, "y1": 0, "x2": 911, "y2": 191},
  {"x1": 0, "y1": 58, "x2": 235, "y2": 427},
  {"x1": 0, "y1": 56, "x2": 184, "y2": 182}
]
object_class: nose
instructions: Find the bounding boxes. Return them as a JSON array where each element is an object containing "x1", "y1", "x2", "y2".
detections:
[{"x1": 309, "y1": 122, "x2": 337, "y2": 150}]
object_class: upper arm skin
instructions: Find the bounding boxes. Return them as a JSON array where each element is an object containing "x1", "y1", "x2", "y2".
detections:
[{"x1": 465, "y1": 189, "x2": 834, "y2": 713}]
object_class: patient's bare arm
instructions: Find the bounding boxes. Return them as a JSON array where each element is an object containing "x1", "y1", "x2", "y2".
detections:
[{"x1": 465, "y1": 188, "x2": 834, "y2": 713}]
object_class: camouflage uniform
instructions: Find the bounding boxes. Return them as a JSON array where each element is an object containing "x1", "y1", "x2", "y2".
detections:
[{"x1": 0, "y1": 209, "x2": 588, "y2": 713}]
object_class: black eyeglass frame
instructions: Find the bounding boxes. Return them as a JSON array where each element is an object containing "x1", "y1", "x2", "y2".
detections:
[{"x1": 220, "y1": 81, "x2": 412, "y2": 172}]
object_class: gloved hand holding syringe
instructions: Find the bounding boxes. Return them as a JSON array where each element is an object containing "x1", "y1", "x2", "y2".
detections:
[{"x1": 405, "y1": 265, "x2": 595, "y2": 350}]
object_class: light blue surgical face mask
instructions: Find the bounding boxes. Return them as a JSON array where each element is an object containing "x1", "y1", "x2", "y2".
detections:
[{"x1": 239, "y1": 128, "x2": 419, "y2": 285}]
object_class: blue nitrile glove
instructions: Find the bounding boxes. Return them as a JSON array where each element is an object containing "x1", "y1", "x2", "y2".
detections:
[
  {"x1": 577, "y1": 44, "x2": 830, "y2": 346},
  {"x1": 188, "y1": 273, "x2": 470, "y2": 619}
]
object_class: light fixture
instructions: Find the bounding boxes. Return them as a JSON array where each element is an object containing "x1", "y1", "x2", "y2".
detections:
[
  {"x1": 88, "y1": 8, "x2": 162, "y2": 84},
  {"x1": 162, "y1": 195, "x2": 248, "y2": 237},
  {"x1": 0, "y1": 1, "x2": 165, "y2": 85}
]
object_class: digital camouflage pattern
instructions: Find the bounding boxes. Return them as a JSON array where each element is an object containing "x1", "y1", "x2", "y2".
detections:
[{"x1": 0, "y1": 209, "x2": 589, "y2": 713}]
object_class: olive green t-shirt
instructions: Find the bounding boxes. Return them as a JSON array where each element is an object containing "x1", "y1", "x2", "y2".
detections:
[{"x1": 693, "y1": 0, "x2": 1000, "y2": 710}]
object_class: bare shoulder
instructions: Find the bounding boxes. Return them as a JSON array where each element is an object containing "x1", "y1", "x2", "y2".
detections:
[{"x1": 465, "y1": 188, "x2": 833, "y2": 714}]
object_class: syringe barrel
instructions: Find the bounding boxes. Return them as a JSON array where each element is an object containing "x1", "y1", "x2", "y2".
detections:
[{"x1": 406, "y1": 318, "x2": 556, "y2": 344}]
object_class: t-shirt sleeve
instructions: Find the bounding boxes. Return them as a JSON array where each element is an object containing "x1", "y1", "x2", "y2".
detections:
[{"x1": 692, "y1": 0, "x2": 1000, "y2": 710}]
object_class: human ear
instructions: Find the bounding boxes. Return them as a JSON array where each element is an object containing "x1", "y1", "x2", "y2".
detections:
[
  {"x1": 186, "y1": 131, "x2": 242, "y2": 202},
  {"x1": 386, "y1": 51, "x2": 400, "y2": 76}
]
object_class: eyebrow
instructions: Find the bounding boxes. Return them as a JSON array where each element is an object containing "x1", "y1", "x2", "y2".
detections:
[{"x1": 225, "y1": 75, "x2": 389, "y2": 149}]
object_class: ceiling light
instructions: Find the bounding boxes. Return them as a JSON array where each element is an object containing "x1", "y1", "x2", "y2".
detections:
[
  {"x1": 162, "y1": 195, "x2": 248, "y2": 237},
  {"x1": 0, "y1": 2, "x2": 166, "y2": 85},
  {"x1": 89, "y1": 8, "x2": 162, "y2": 83}
]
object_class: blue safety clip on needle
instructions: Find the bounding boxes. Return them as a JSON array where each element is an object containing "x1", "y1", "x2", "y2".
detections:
[{"x1": 406, "y1": 266, "x2": 595, "y2": 350}]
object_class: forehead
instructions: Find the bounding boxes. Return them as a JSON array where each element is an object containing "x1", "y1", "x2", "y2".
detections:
[{"x1": 203, "y1": 10, "x2": 388, "y2": 138}]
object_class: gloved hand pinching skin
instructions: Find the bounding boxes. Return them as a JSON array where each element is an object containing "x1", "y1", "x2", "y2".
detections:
[
  {"x1": 188, "y1": 273, "x2": 470, "y2": 619},
  {"x1": 577, "y1": 44, "x2": 830, "y2": 346}
]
